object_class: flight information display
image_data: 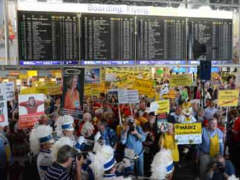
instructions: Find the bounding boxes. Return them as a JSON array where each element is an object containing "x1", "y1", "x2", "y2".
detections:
[
  {"x1": 189, "y1": 18, "x2": 232, "y2": 60},
  {"x1": 18, "y1": 11, "x2": 80, "y2": 61},
  {"x1": 82, "y1": 14, "x2": 135, "y2": 60},
  {"x1": 17, "y1": 11, "x2": 233, "y2": 64},
  {"x1": 137, "y1": 16, "x2": 186, "y2": 60}
]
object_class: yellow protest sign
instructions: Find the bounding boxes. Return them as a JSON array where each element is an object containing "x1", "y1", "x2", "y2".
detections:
[
  {"x1": 156, "y1": 100, "x2": 170, "y2": 114},
  {"x1": 84, "y1": 83, "x2": 106, "y2": 97},
  {"x1": 174, "y1": 123, "x2": 202, "y2": 144},
  {"x1": 37, "y1": 82, "x2": 62, "y2": 95},
  {"x1": 218, "y1": 89, "x2": 239, "y2": 107},
  {"x1": 19, "y1": 74, "x2": 28, "y2": 80},
  {"x1": 169, "y1": 74, "x2": 192, "y2": 87},
  {"x1": 20, "y1": 87, "x2": 39, "y2": 94},
  {"x1": 27, "y1": 70, "x2": 38, "y2": 77},
  {"x1": 132, "y1": 79, "x2": 156, "y2": 98},
  {"x1": 150, "y1": 100, "x2": 169, "y2": 114}
]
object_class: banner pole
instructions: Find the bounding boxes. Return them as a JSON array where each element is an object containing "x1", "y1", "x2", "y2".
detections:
[{"x1": 118, "y1": 104, "x2": 122, "y2": 126}]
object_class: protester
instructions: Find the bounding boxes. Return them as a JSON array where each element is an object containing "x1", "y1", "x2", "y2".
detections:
[
  {"x1": 151, "y1": 148, "x2": 174, "y2": 180},
  {"x1": 121, "y1": 117, "x2": 146, "y2": 176},
  {"x1": 29, "y1": 125, "x2": 54, "y2": 180},
  {"x1": 0, "y1": 126, "x2": 12, "y2": 180},
  {"x1": 206, "y1": 155, "x2": 236, "y2": 180},
  {"x1": 96, "y1": 119, "x2": 118, "y2": 148},
  {"x1": 159, "y1": 123, "x2": 179, "y2": 163},
  {"x1": 198, "y1": 118, "x2": 224, "y2": 180}
]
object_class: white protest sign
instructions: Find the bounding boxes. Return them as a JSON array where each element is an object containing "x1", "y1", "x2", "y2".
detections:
[
  {"x1": 4, "y1": 82, "x2": 15, "y2": 101},
  {"x1": 0, "y1": 84, "x2": 8, "y2": 126},
  {"x1": 128, "y1": 90, "x2": 139, "y2": 104},
  {"x1": 118, "y1": 89, "x2": 129, "y2": 104}
]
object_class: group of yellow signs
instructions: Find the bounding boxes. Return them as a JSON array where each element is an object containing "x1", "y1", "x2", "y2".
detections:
[{"x1": 19, "y1": 67, "x2": 240, "y2": 108}]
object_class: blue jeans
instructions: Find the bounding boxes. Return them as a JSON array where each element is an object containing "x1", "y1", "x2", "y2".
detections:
[{"x1": 135, "y1": 153, "x2": 144, "y2": 177}]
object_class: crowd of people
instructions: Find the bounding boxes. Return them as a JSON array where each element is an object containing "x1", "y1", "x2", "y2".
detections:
[{"x1": 0, "y1": 75, "x2": 240, "y2": 180}]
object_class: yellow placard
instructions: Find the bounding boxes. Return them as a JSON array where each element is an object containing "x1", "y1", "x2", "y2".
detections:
[
  {"x1": 218, "y1": 89, "x2": 239, "y2": 107},
  {"x1": 156, "y1": 100, "x2": 170, "y2": 114},
  {"x1": 169, "y1": 74, "x2": 192, "y2": 87},
  {"x1": 174, "y1": 123, "x2": 202, "y2": 135},
  {"x1": 37, "y1": 82, "x2": 62, "y2": 95},
  {"x1": 51, "y1": 70, "x2": 62, "y2": 78},
  {"x1": 20, "y1": 87, "x2": 39, "y2": 94},
  {"x1": 19, "y1": 74, "x2": 28, "y2": 80},
  {"x1": 27, "y1": 70, "x2": 38, "y2": 77},
  {"x1": 132, "y1": 79, "x2": 156, "y2": 98},
  {"x1": 84, "y1": 83, "x2": 106, "y2": 97}
]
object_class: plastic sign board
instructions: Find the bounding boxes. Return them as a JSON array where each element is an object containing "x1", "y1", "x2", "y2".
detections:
[
  {"x1": 150, "y1": 100, "x2": 170, "y2": 115},
  {"x1": 169, "y1": 74, "x2": 193, "y2": 87},
  {"x1": 0, "y1": 84, "x2": 8, "y2": 126},
  {"x1": 218, "y1": 89, "x2": 239, "y2": 107},
  {"x1": 174, "y1": 123, "x2": 202, "y2": 145},
  {"x1": 4, "y1": 82, "x2": 15, "y2": 101},
  {"x1": 18, "y1": 94, "x2": 45, "y2": 129}
]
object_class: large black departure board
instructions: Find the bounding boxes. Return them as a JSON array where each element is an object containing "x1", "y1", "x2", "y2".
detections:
[
  {"x1": 82, "y1": 14, "x2": 135, "y2": 60},
  {"x1": 18, "y1": 11, "x2": 233, "y2": 63},
  {"x1": 18, "y1": 11, "x2": 80, "y2": 61},
  {"x1": 137, "y1": 16, "x2": 186, "y2": 60},
  {"x1": 189, "y1": 18, "x2": 232, "y2": 60}
]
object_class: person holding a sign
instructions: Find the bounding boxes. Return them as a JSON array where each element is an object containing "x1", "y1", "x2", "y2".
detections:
[
  {"x1": 198, "y1": 118, "x2": 224, "y2": 180},
  {"x1": 159, "y1": 123, "x2": 179, "y2": 163}
]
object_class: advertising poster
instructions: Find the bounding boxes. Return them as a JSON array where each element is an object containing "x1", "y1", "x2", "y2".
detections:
[
  {"x1": 18, "y1": 94, "x2": 45, "y2": 129},
  {"x1": 4, "y1": 82, "x2": 15, "y2": 101},
  {"x1": 62, "y1": 67, "x2": 84, "y2": 119},
  {"x1": 218, "y1": 89, "x2": 239, "y2": 107},
  {"x1": 174, "y1": 123, "x2": 202, "y2": 145},
  {"x1": 0, "y1": 84, "x2": 8, "y2": 127},
  {"x1": 85, "y1": 68, "x2": 100, "y2": 83}
]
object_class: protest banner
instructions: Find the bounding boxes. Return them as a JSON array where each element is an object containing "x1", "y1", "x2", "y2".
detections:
[
  {"x1": 18, "y1": 94, "x2": 45, "y2": 129},
  {"x1": 174, "y1": 123, "x2": 202, "y2": 144},
  {"x1": 107, "y1": 89, "x2": 140, "y2": 104},
  {"x1": 62, "y1": 68, "x2": 84, "y2": 119},
  {"x1": 150, "y1": 100, "x2": 170, "y2": 115},
  {"x1": 118, "y1": 89, "x2": 129, "y2": 104},
  {"x1": 0, "y1": 84, "x2": 8, "y2": 126},
  {"x1": 37, "y1": 82, "x2": 62, "y2": 96},
  {"x1": 85, "y1": 68, "x2": 100, "y2": 83},
  {"x1": 133, "y1": 79, "x2": 156, "y2": 98},
  {"x1": 169, "y1": 74, "x2": 193, "y2": 87},
  {"x1": 128, "y1": 90, "x2": 139, "y2": 104},
  {"x1": 4, "y1": 82, "x2": 15, "y2": 101},
  {"x1": 218, "y1": 89, "x2": 239, "y2": 107},
  {"x1": 84, "y1": 83, "x2": 106, "y2": 97}
]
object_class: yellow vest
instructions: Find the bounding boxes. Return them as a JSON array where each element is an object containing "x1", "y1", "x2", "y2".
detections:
[
  {"x1": 209, "y1": 133, "x2": 220, "y2": 158},
  {"x1": 162, "y1": 133, "x2": 179, "y2": 162}
]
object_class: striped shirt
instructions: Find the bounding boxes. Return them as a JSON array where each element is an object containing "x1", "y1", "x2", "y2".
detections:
[{"x1": 45, "y1": 162, "x2": 72, "y2": 180}]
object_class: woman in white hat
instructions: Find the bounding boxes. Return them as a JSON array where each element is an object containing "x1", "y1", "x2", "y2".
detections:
[{"x1": 29, "y1": 125, "x2": 55, "y2": 180}]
